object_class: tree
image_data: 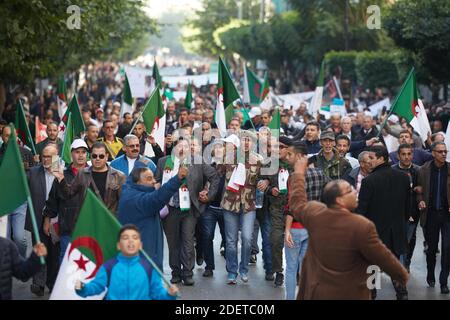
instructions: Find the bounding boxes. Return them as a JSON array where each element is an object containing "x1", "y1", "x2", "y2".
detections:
[
  {"x1": 183, "y1": 0, "x2": 260, "y2": 58},
  {"x1": 384, "y1": 0, "x2": 450, "y2": 101},
  {"x1": 0, "y1": 0, "x2": 157, "y2": 115}
]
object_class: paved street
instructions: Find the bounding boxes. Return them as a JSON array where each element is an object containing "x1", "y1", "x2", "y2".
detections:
[{"x1": 12, "y1": 225, "x2": 450, "y2": 300}]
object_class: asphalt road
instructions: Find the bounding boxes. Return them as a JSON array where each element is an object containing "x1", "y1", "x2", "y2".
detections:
[{"x1": 12, "y1": 225, "x2": 450, "y2": 300}]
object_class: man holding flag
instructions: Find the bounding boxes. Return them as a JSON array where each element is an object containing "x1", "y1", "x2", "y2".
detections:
[
  {"x1": 0, "y1": 236, "x2": 47, "y2": 300},
  {"x1": 0, "y1": 126, "x2": 35, "y2": 258}
]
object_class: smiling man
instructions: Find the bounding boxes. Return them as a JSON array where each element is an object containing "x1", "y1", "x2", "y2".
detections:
[
  {"x1": 110, "y1": 134, "x2": 157, "y2": 176},
  {"x1": 309, "y1": 131, "x2": 352, "y2": 180}
]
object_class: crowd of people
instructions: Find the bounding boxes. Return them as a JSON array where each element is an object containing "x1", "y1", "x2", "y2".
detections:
[{"x1": 1, "y1": 62, "x2": 450, "y2": 301}]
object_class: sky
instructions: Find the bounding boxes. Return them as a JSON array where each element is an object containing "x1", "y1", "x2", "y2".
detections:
[{"x1": 145, "y1": 0, "x2": 202, "y2": 19}]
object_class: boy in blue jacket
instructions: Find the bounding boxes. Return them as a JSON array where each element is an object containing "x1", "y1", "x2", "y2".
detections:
[{"x1": 74, "y1": 224, "x2": 179, "y2": 300}]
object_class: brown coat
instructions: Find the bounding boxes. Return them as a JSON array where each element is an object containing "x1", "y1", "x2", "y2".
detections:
[
  {"x1": 59, "y1": 166, "x2": 126, "y2": 214},
  {"x1": 289, "y1": 172, "x2": 408, "y2": 300}
]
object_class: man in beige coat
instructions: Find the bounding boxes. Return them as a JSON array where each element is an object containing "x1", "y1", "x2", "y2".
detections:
[{"x1": 289, "y1": 155, "x2": 408, "y2": 300}]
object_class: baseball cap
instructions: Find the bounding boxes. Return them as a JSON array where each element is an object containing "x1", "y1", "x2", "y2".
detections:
[
  {"x1": 320, "y1": 131, "x2": 335, "y2": 141},
  {"x1": 70, "y1": 139, "x2": 89, "y2": 151},
  {"x1": 388, "y1": 114, "x2": 399, "y2": 124},
  {"x1": 248, "y1": 107, "x2": 262, "y2": 118},
  {"x1": 222, "y1": 134, "x2": 240, "y2": 148}
]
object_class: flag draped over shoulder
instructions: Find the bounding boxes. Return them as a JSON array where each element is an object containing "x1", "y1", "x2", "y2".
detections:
[{"x1": 0, "y1": 125, "x2": 30, "y2": 217}]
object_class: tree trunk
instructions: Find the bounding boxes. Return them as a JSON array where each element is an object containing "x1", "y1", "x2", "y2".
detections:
[{"x1": 0, "y1": 81, "x2": 5, "y2": 118}]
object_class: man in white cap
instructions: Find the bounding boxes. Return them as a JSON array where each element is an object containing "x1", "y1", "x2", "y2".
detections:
[
  {"x1": 243, "y1": 107, "x2": 263, "y2": 131},
  {"x1": 43, "y1": 139, "x2": 89, "y2": 264}
]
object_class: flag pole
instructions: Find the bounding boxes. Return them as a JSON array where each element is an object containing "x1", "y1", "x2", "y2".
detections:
[
  {"x1": 139, "y1": 249, "x2": 179, "y2": 296},
  {"x1": 27, "y1": 195, "x2": 45, "y2": 265},
  {"x1": 8, "y1": 123, "x2": 44, "y2": 264},
  {"x1": 376, "y1": 67, "x2": 415, "y2": 138}
]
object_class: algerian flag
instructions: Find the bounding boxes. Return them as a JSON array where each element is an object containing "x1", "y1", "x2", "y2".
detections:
[
  {"x1": 215, "y1": 57, "x2": 240, "y2": 137},
  {"x1": 15, "y1": 100, "x2": 36, "y2": 154},
  {"x1": 120, "y1": 73, "x2": 134, "y2": 118},
  {"x1": 269, "y1": 107, "x2": 281, "y2": 137},
  {"x1": 309, "y1": 60, "x2": 325, "y2": 116},
  {"x1": 0, "y1": 125, "x2": 31, "y2": 217},
  {"x1": 57, "y1": 75, "x2": 68, "y2": 120},
  {"x1": 243, "y1": 65, "x2": 263, "y2": 105},
  {"x1": 61, "y1": 113, "x2": 74, "y2": 165},
  {"x1": 58, "y1": 95, "x2": 86, "y2": 141},
  {"x1": 259, "y1": 72, "x2": 273, "y2": 111},
  {"x1": 50, "y1": 189, "x2": 121, "y2": 300},
  {"x1": 390, "y1": 68, "x2": 431, "y2": 143},
  {"x1": 185, "y1": 81, "x2": 193, "y2": 110},
  {"x1": 141, "y1": 86, "x2": 165, "y2": 151}
]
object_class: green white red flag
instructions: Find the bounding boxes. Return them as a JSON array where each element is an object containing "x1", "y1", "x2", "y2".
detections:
[
  {"x1": 243, "y1": 65, "x2": 263, "y2": 105},
  {"x1": 50, "y1": 189, "x2": 121, "y2": 300},
  {"x1": 389, "y1": 68, "x2": 431, "y2": 143},
  {"x1": 215, "y1": 57, "x2": 240, "y2": 137}
]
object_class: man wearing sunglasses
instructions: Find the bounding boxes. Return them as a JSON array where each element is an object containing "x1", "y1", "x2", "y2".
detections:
[
  {"x1": 417, "y1": 141, "x2": 450, "y2": 294},
  {"x1": 52, "y1": 142, "x2": 126, "y2": 215},
  {"x1": 111, "y1": 134, "x2": 157, "y2": 177}
]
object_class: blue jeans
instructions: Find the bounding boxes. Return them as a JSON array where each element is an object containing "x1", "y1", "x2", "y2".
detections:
[
  {"x1": 200, "y1": 206, "x2": 225, "y2": 270},
  {"x1": 256, "y1": 211, "x2": 272, "y2": 274},
  {"x1": 7, "y1": 202, "x2": 28, "y2": 258},
  {"x1": 59, "y1": 235, "x2": 71, "y2": 265},
  {"x1": 285, "y1": 228, "x2": 309, "y2": 300},
  {"x1": 224, "y1": 209, "x2": 255, "y2": 277}
]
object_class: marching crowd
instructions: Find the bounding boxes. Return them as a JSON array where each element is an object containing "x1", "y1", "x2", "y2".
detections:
[{"x1": 1, "y1": 64, "x2": 450, "y2": 300}]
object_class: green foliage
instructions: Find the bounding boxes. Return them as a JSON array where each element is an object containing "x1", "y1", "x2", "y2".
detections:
[
  {"x1": 355, "y1": 51, "x2": 400, "y2": 89},
  {"x1": 384, "y1": 0, "x2": 450, "y2": 84},
  {"x1": 324, "y1": 51, "x2": 358, "y2": 82},
  {"x1": 184, "y1": 0, "x2": 260, "y2": 57},
  {"x1": 0, "y1": 0, "x2": 157, "y2": 85},
  {"x1": 216, "y1": 0, "x2": 390, "y2": 70}
]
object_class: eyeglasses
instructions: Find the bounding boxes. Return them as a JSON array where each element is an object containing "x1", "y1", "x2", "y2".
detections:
[
  {"x1": 91, "y1": 154, "x2": 106, "y2": 159},
  {"x1": 434, "y1": 150, "x2": 448, "y2": 154},
  {"x1": 339, "y1": 187, "x2": 355, "y2": 197},
  {"x1": 126, "y1": 144, "x2": 140, "y2": 148}
]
